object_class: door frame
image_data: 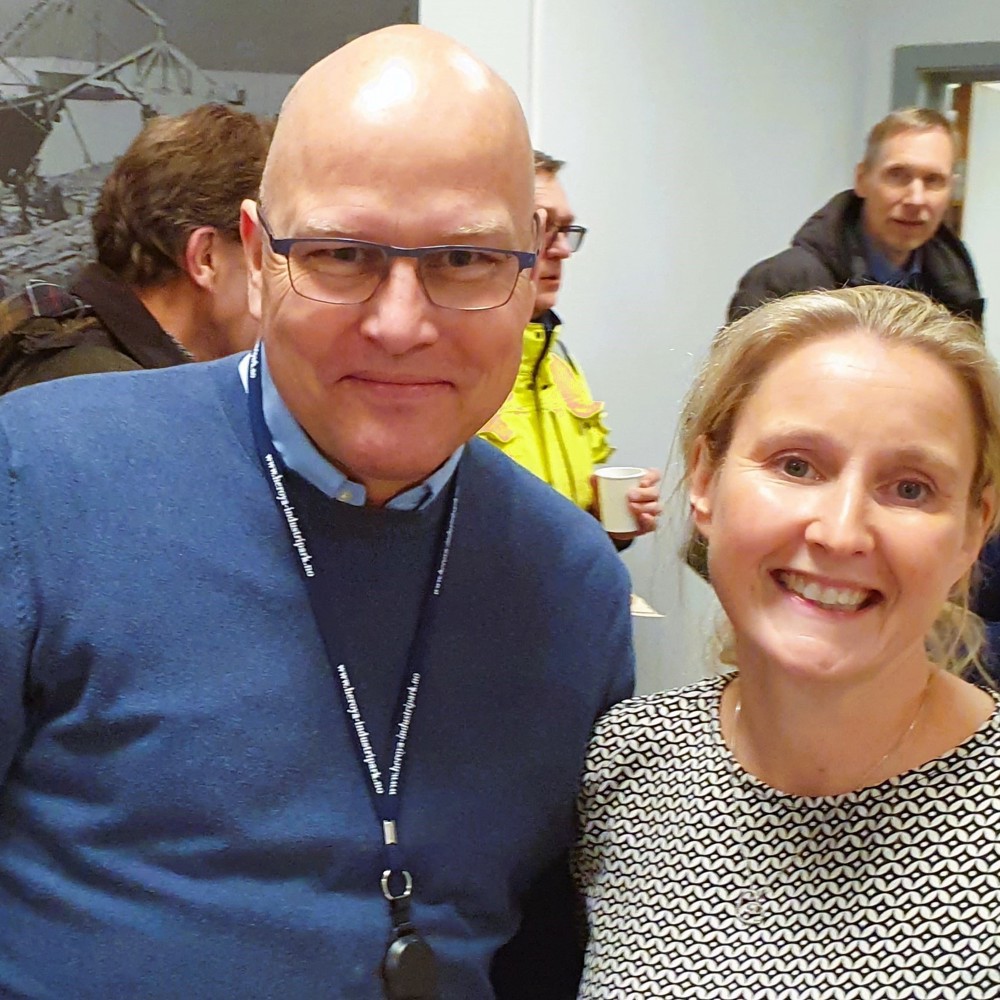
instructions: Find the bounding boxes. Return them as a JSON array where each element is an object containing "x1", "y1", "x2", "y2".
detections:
[{"x1": 893, "y1": 42, "x2": 1000, "y2": 109}]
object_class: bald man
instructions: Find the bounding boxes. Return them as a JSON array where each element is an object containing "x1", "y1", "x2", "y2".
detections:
[{"x1": 0, "y1": 26, "x2": 633, "y2": 1000}]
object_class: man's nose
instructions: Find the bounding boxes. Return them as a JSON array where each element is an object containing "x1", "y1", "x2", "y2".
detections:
[
  {"x1": 802, "y1": 478, "x2": 875, "y2": 556},
  {"x1": 903, "y1": 178, "x2": 928, "y2": 206},
  {"x1": 359, "y1": 259, "x2": 438, "y2": 353},
  {"x1": 545, "y1": 232, "x2": 573, "y2": 260}
]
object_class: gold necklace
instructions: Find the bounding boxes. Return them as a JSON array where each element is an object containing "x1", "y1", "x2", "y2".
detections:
[
  {"x1": 732, "y1": 669, "x2": 935, "y2": 794},
  {"x1": 728, "y1": 669, "x2": 934, "y2": 924}
]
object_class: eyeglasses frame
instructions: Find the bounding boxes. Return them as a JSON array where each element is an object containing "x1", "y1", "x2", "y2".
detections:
[
  {"x1": 544, "y1": 224, "x2": 587, "y2": 253},
  {"x1": 256, "y1": 206, "x2": 538, "y2": 311}
]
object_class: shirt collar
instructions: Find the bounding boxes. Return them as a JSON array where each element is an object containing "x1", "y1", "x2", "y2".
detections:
[
  {"x1": 239, "y1": 345, "x2": 462, "y2": 511},
  {"x1": 861, "y1": 232, "x2": 923, "y2": 286},
  {"x1": 531, "y1": 308, "x2": 560, "y2": 334}
]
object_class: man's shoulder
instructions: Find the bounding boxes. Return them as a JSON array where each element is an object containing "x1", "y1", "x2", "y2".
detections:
[
  {"x1": 922, "y1": 226, "x2": 982, "y2": 297},
  {"x1": 464, "y1": 437, "x2": 591, "y2": 512},
  {"x1": 0, "y1": 280, "x2": 91, "y2": 333},
  {"x1": 727, "y1": 244, "x2": 837, "y2": 321},
  {"x1": 739, "y1": 243, "x2": 834, "y2": 284},
  {"x1": 727, "y1": 191, "x2": 858, "y2": 321},
  {"x1": 462, "y1": 439, "x2": 623, "y2": 559},
  {"x1": 0, "y1": 355, "x2": 240, "y2": 447},
  {"x1": 459, "y1": 440, "x2": 635, "y2": 698}
]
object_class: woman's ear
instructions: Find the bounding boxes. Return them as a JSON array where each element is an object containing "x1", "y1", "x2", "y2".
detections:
[
  {"x1": 689, "y1": 436, "x2": 716, "y2": 537},
  {"x1": 975, "y1": 485, "x2": 996, "y2": 548},
  {"x1": 958, "y1": 483, "x2": 996, "y2": 581}
]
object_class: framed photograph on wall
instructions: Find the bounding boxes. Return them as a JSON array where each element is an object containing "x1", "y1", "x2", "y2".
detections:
[{"x1": 0, "y1": 0, "x2": 416, "y2": 292}]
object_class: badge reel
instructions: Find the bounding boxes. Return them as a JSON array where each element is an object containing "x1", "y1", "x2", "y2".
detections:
[{"x1": 380, "y1": 869, "x2": 438, "y2": 1000}]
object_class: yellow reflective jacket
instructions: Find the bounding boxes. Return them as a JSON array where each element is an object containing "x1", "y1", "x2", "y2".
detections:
[{"x1": 479, "y1": 313, "x2": 612, "y2": 511}]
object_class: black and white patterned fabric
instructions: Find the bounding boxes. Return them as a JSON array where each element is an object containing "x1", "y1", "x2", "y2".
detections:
[{"x1": 574, "y1": 677, "x2": 1000, "y2": 998}]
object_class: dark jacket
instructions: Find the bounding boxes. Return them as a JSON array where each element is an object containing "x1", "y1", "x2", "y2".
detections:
[
  {"x1": 727, "y1": 190, "x2": 984, "y2": 324},
  {"x1": 0, "y1": 262, "x2": 190, "y2": 395},
  {"x1": 972, "y1": 538, "x2": 1000, "y2": 686}
]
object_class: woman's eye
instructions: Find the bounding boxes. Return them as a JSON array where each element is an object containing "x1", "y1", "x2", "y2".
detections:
[{"x1": 780, "y1": 457, "x2": 812, "y2": 478}]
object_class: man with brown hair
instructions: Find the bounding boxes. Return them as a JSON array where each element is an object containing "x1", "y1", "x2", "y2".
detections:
[
  {"x1": 0, "y1": 103, "x2": 272, "y2": 393},
  {"x1": 728, "y1": 108, "x2": 983, "y2": 324}
]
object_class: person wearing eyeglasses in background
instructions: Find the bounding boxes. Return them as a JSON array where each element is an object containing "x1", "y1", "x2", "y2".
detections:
[
  {"x1": 0, "y1": 26, "x2": 634, "y2": 1000},
  {"x1": 479, "y1": 150, "x2": 661, "y2": 548}
]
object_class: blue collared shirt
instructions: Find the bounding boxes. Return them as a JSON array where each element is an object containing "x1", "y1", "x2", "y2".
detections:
[
  {"x1": 862, "y1": 233, "x2": 923, "y2": 287},
  {"x1": 239, "y1": 345, "x2": 462, "y2": 511}
]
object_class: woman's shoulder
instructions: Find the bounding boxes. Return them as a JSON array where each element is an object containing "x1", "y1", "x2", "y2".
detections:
[
  {"x1": 580, "y1": 677, "x2": 728, "y2": 800},
  {"x1": 598, "y1": 675, "x2": 724, "y2": 722},
  {"x1": 590, "y1": 676, "x2": 726, "y2": 750}
]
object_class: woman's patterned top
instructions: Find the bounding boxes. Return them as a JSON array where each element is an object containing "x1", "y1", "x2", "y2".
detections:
[{"x1": 574, "y1": 676, "x2": 1000, "y2": 998}]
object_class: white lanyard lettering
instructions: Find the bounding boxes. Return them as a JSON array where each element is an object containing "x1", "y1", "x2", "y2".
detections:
[{"x1": 245, "y1": 342, "x2": 459, "y2": 894}]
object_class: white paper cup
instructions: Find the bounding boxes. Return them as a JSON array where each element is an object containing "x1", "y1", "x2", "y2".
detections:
[{"x1": 594, "y1": 466, "x2": 644, "y2": 533}]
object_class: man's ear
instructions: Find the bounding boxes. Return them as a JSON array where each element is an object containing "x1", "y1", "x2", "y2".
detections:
[
  {"x1": 240, "y1": 200, "x2": 263, "y2": 320},
  {"x1": 689, "y1": 436, "x2": 716, "y2": 538},
  {"x1": 530, "y1": 208, "x2": 546, "y2": 279},
  {"x1": 853, "y1": 160, "x2": 869, "y2": 200},
  {"x1": 182, "y1": 226, "x2": 219, "y2": 292}
]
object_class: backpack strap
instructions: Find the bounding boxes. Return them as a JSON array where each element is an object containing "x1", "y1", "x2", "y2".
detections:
[{"x1": 0, "y1": 283, "x2": 118, "y2": 395}]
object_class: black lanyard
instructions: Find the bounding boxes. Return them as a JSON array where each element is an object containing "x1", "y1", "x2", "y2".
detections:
[{"x1": 246, "y1": 344, "x2": 450, "y2": 998}]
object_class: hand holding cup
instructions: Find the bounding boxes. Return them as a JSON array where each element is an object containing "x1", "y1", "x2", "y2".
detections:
[{"x1": 594, "y1": 466, "x2": 662, "y2": 538}]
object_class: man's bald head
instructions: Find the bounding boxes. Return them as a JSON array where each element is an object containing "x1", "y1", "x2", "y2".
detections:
[
  {"x1": 241, "y1": 25, "x2": 541, "y2": 507},
  {"x1": 260, "y1": 25, "x2": 535, "y2": 240}
]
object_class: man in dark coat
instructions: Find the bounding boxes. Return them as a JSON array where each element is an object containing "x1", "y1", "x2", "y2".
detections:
[
  {"x1": 0, "y1": 104, "x2": 273, "y2": 395},
  {"x1": 728, "y1": 108, "x2": 983, "y2": 325}
]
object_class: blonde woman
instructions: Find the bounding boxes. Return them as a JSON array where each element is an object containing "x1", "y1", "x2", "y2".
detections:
[{"x1": 575, "y1": 286, "x2": 1000, "y2": 997}]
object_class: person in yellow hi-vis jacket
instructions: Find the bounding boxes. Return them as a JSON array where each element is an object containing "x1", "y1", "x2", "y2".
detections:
[{"x1": 479, "y1": 150, "x2": 661, "y2": 548}]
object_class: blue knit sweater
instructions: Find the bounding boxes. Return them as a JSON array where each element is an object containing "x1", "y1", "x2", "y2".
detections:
[{"x1": 0, "y1": 357, "x2": 634, "y2": 999}]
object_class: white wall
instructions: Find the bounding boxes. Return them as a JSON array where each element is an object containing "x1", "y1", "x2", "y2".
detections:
[
  {"x1": 421, "y1": 1, "x2": 1000, "y2": 694},
  {"x1": 961, "y1": 83, "x2": 1000, "y2": 353},
  {"x1": 420, "y1": 0, "x2": 536, "y2": 118}
]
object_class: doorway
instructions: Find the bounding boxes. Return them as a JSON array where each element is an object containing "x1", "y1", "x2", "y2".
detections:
[{"x1": 894, "y1": 43, "x2": 1000, "y2": 345}]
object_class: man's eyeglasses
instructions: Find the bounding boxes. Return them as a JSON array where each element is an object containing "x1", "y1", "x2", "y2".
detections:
[
  {"x1": 257, "y1": 207, "x2": 537, "y2": 311},
  {"x1": 544, "y1": 225, "x2": 587, "y2": 254}
]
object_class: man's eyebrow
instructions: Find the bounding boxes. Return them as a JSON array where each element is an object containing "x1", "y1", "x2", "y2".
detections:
[
  {"x1": 881, "y1": 161, "x2": 950, "y2": 177},
  {"x1": 289, "y1": 218, "x2": 348, "y2": 238},
  {"x1": 291, "y1": 218, "x2": 513, "y2": 242},
  {"x1": 539, "y1": 206, "x2": 575, "y2": 226},
  {"x1": 452, "y1": 218, "x2": 513, "y2": 238}
]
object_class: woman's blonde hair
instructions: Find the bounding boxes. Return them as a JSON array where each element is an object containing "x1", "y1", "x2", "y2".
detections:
[{"x1": 681, "y1": 286, "x2": 1000, "y2": 674}]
